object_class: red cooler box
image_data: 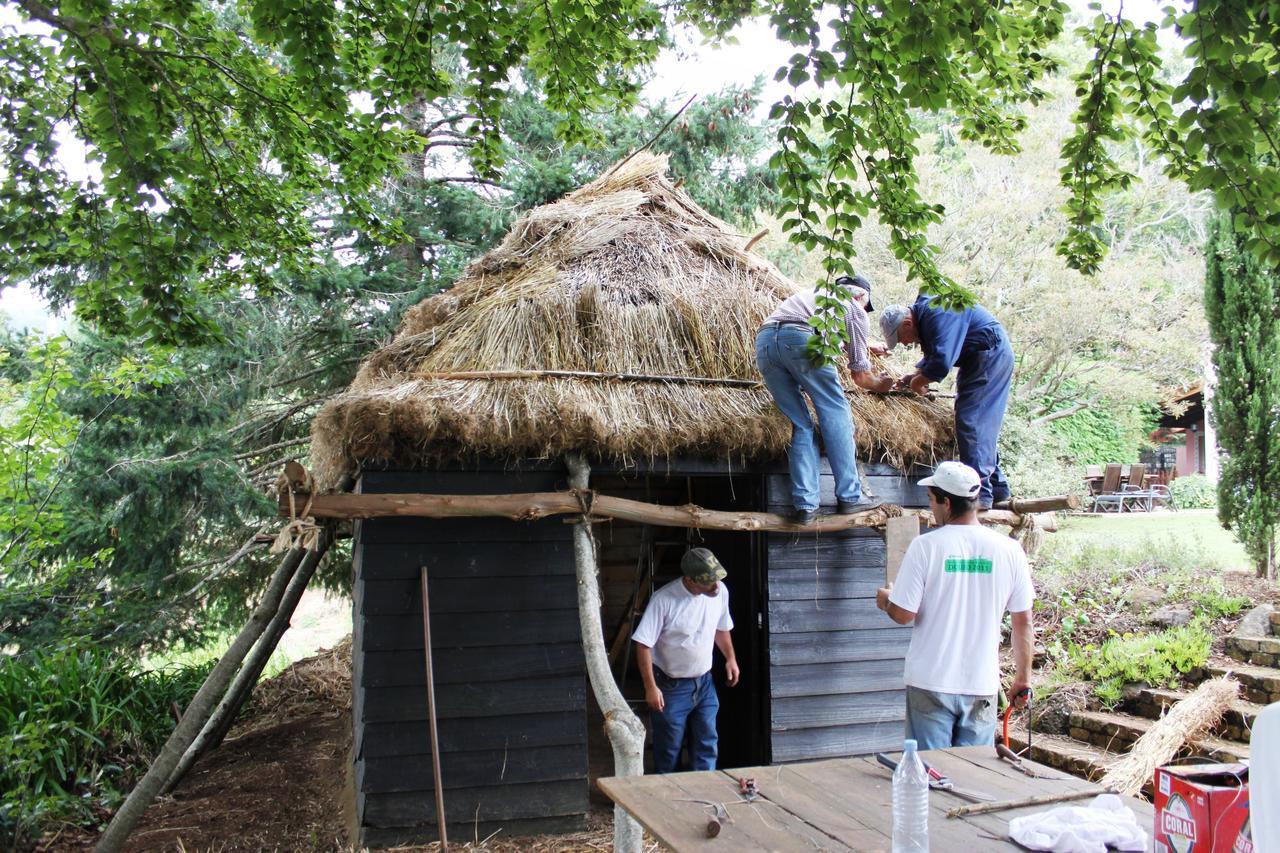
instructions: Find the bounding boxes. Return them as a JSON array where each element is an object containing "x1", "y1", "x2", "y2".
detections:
[{"x1": 1154, "y1": 763, "x2": 1250, "y2": 853}]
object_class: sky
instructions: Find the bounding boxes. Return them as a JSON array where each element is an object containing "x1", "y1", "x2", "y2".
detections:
[{"x1": 0, "y1": 0, "x2": 1180, "y2": 336}]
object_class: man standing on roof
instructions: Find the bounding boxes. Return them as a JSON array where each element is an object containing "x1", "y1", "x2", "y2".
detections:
[
  {"x1": 875, "y1": 461, "x2": 1035, "y2": 749},
  {"x1": 755, "y1": 274, "x2": 894, "y2": 525},
  {"x1": 878, "y1": 293, "x2": 1015, "y2": 510},
  {"x1": 632, "y1": 548, "x2": 739, "y2": 773}
]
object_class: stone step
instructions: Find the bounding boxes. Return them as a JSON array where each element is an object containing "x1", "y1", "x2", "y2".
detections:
[
  {"x1": 1270, "y1": 610, "x2": 1280, "y2": 636},
  {"x1": 1225, "y1": 634, "x2": 1280, "y2": 667},
  {"x1": 1195, "y1": 663, "x2": 1280, "y2": 706},
  {"x1": 1126, "y1": 688, "x2": 1263, "y2": 743},
  {"x1": 1068, "y1": 709, "x2": 1250, "y2": 762},
  {"x1": 1006, "y1": 730, "x2": 1112, "y2": 783}
]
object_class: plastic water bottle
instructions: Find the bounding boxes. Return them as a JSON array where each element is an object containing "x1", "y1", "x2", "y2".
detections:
[{"x1": 892, "y1": 738, "x2": 929, "y2": 852}]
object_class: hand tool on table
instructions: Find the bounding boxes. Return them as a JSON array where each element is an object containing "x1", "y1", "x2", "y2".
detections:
[
  {"x1": 946, "y1": 788, "x2": 1112, "y2": 819},
  {"x1": 738, "y1": 776, "x2": 759, "y2": 802},
  {"x1": 995, "y1": 742, "x2": 1043, "y2": 778},
  {"x1": 874, "y1": 753, "x2": 993, "y2": 803}
]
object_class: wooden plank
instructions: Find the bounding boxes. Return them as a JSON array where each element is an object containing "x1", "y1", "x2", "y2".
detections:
[
  {"x1": 771, "y1": 689, "x2": 905, "y2": 731},
  {"x1": 359, "y1": 813, "x2": 586, "y2": 848},
  {"x1": 766, "y1": 534, "x2": 885, "y2": 569},
  {"x1": 360, "y1": 609, "x2": 581, "y2": 651},
  {"x1": 599, "y1": 771, "x2": 858, "y2": 853},
  {"x1": 835, "y1": 756, "x2": 1010, "y2": 851},
  {"x1": 768, "y1": 628, "x2": 911, "y2": 666},
  {"x1": 357, "y1": 744, "x2": 587, "y2": 793},
  {"x1": 361, "y1": 779, "x2": 586, "y2": 826},
  {"x1": 720, "y1": 761, "x2": 891, "y2": 851},
  {"x1": 359, "y1": 644, "x2": 584, "y2": 687},
  {"x1": 770, "y1": 721, "x2": 905, "y2": 763},
  {"x1": 360, "y1": 576, "x2": 576, "y2": 615},
  {"x1": 885, "y1": 515, "x2": 921, "y2": 585},
  {"x1": 359, "y1": 713, "x2": 585, "y2": 759},
  {"x1": 357, "y1": 541, "x2": 576, "y2": 580},
  {"x1": 359, "y1": 515, "x2": 572, "y2": 544},
  {"x1": 766, "y1": 568, "x2": 884, "y2": 601},
  {"x1": 765, "y1": 474, "x2": 929, "y2": 509},
  {"x1": 769, "y1": 658, "x2": 905, "y2": 698},
  {"x1": 359, "y1": 678, "x2": 587, "y2": 722},
  {"x1": 768, "y1": 597, "x2": 900, "y2": 633}
]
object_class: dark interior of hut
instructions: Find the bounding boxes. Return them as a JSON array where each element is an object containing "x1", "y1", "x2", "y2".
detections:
[{"x1": 591, "y1": 469, "x2": 769, "y2": 771}]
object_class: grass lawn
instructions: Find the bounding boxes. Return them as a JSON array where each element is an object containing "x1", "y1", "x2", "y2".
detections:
[{"x1": 1045, "y1": 508, "x2": 1253, "y2": 573}]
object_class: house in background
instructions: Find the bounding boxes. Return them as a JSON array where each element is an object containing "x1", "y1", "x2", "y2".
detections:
[
  {"x1": 309, "y1": 155, "x2": 955, "y2": 847},
  {"x1": 1151, "y1": 376, "x2": 1219, "y2": 483}
]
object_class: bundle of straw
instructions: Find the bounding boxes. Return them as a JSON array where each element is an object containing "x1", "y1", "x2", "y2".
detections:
[{"x1": 1099, "y1": 676, "x2": 1240, "y2": 797}]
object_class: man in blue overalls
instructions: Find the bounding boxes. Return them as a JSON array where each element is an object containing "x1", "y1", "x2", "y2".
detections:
[{"x1": 879, "y1": 296, "x2": 1015, "y2": 509}]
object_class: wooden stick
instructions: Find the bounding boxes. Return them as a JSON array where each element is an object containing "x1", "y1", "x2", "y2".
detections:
[
  {"x1": 420, "y1": 566, "x2": 449, "y2": 851},
  {"x1": 566, "y1": 454, "x2": 645, "y2": 853},
  {"x1": 412, "y1": 368, "x2": 956, "y2": 399},
  {"x1": 164, "y1": 534, "x2": 331, "y2": 792},
  {"x1": 279, "y1": 487, "x2": 1057, "y2": 533},
  {"x1": 1003, "y1": 494, "x2": 1081, "y2": 513},
  {"x1": 415, "y1": 369, "x2": 762, "y2": 388},
  {"x1": 743, "y1": 228, "x2": 768, "y2": 252},
  {"x1": 95, "y1": 545, "x2": 311, "y2": 853},
  {"x1": 947, "y1": 788, "x2": 1107, "y2": 818}
]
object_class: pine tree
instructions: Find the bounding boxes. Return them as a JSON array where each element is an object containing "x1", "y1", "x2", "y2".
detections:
[{"x1": 1204, "y1": 214, "x2": 1280, "y2": 579}]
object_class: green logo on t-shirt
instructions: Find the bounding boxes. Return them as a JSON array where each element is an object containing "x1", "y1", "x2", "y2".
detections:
[{"x1": 944, "y1": 557, "x2": 993, "y2": 574}]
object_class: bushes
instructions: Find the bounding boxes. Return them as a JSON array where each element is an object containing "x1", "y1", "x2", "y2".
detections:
[
  {"x1": 1169, "y1": 474, "x2": 1216, "y2": 509},
  {"x1": 0, "y1": 644, "x2": 211, "y2": 849}
]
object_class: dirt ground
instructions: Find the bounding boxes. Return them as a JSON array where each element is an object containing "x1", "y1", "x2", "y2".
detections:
[{"x1": 41, "y1": 640, "x2": 632, "y2": 853}]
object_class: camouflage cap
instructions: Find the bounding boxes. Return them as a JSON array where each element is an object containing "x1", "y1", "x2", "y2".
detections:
[{"x1": 681, "y1": 547, "x2": 727, "y2": 584}]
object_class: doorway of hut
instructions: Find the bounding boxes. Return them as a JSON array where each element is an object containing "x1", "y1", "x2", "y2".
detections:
[{"x1": 593, "y1": 468, "x2": 768, "y2": 772}]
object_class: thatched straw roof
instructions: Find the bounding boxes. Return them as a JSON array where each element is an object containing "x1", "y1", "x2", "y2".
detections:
[{"x1": 310, "y1": 154, "x2": 954, "y2": 490}]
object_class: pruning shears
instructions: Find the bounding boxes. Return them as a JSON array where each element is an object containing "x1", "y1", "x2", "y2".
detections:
[{"x1": 874, "y1": 753, "x2": 993, "y2": 804}]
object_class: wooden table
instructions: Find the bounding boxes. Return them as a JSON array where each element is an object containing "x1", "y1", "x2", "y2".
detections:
[{"x1": 599, "y1": 746, "x2": 1155, "y2": 851}]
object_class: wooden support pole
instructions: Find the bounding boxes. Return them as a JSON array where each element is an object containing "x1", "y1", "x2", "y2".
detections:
[
  {"x1": 164, "y1": 532, "x2": 332, "y2": 793},
  {"x1": 1002, "y1": 494, "x2": 1081, "y2": 514},
  {"x1": 420, "y1": 566, "x2": 449, "y2": 852},
  {"x1": 95, "y1": 543, "x2": 313, "y2": 853},
  {"x1": 566, "y1": 453, "x2": 645, "y2": 853},
  {"x1": 278, "y1": 487, "x2": 1066, "y2": 534}
]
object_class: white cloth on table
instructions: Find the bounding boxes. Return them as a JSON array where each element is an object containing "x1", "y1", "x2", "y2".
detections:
[{"x1": 1007, "y1": 793, "x2": 1148, "y2": 853}]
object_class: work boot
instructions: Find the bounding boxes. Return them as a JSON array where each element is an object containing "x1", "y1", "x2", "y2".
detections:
[
  {"x1": 791, "y1": 508, "x2": 818, "y2": 525},
  {"x1": 837, "y1": 498, "x2": 884, "y2": 514}
]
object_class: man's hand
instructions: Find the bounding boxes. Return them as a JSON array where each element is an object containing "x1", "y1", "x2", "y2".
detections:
[
  {"x1": 724, "y1": 659, "x2": 740, "y2": 687},
  {"x1": 872, "y1": 373, "x2": 895, "y2": 393},
  {"x1": 876, "y1": 584, "x2": 893, "y2": 612},
  {"x1": 645, "y1": 684, "x2": 665, "y2": 712},
  {"x1": 869, "y1": 342, "x2": 889, "y2": 357},
  {"x1": 909, "y1": 373, "x2": 932, "y2": 396},
  {"x1": 1009, "y1": 683, "x2": 1032, "y2": 709}
]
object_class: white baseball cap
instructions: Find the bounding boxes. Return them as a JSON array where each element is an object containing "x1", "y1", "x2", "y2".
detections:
[{"x1": 918, "y1": 461, "x2": 982, "y2": 498}]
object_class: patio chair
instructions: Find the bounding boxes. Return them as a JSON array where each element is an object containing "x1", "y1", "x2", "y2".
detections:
[
  {"x1": 1084, "y1": 465, "x2": 1104, "y2": 496},
  {"x1": 1121, "y1": 463, "x2": 1151, "y2": 511},
  {"x1": 1090, "y1": 464, "x2": 1126, "y2": 512}
]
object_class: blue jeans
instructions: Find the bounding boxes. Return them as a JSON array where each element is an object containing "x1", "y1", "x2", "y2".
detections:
[
  {"x1": 755, "y1": 325, "x2": 862, "y2": 512},
  {"x1": 905, "y1": 686, "x2": 997, "y2": 750},
  {"x1": 955, "y1": 335, "x2": 1015, "y2": 506},
  {"x1": 651, "y1": 670, "x2": 719, "y2": 773}
]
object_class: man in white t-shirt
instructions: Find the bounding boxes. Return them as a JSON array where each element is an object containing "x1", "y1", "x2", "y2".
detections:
[
  {"x1": 875, "y1": 461, "x2": 1035, "y2": 749},
  {"x1": 632, "y1": 548, "x2": 740, "y2": 773}
]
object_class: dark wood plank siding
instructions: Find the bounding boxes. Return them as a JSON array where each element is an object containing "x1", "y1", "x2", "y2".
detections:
[
  {"x1": 765, "y1": 465, "x2": 921, "y2": 764},
  {"x1": 353, "y1": 467, "x2": 588, "y2": 846}
]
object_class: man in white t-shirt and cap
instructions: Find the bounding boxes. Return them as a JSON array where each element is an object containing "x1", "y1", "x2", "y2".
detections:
[
  {"x1": 632, "y1": 547, "x2": 740, "y2": 773},
  {"x1": 875, "y1": 461, "x2": 1035, "y2": 749}
]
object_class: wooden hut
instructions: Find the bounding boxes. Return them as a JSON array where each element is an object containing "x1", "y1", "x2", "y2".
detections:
[{"x1": 310, "y1": 154, "x2": 954, "y2": 847}]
